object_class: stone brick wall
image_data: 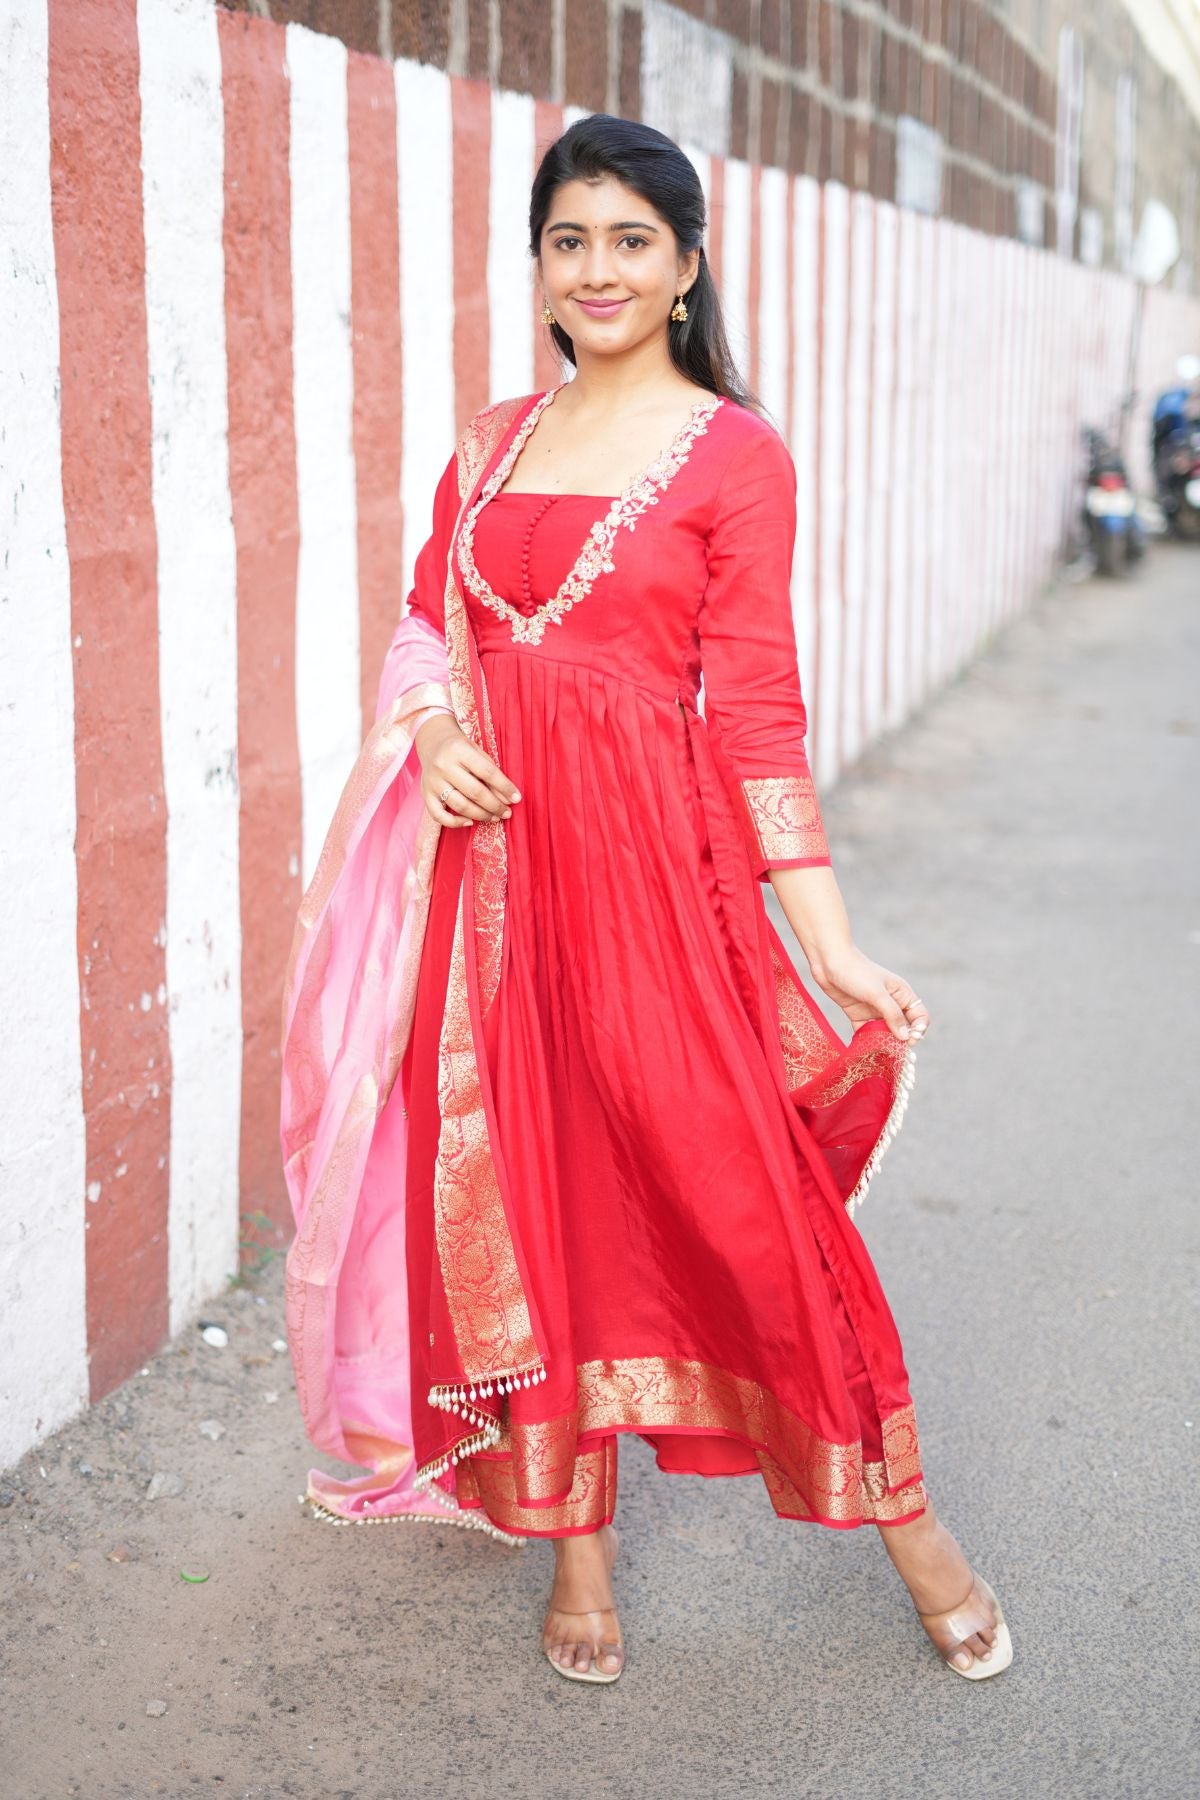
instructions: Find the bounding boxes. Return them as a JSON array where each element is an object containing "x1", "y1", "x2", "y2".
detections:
[{"x1": 217, "y1": 0, "x2": 1200, "y2": 285}]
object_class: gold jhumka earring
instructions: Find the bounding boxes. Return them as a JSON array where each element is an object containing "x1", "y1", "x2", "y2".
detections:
[
  {"x1": 541, "y1": 301, "x2": 556, "y2": 324},
  {"x1": 670, "y1": 292, "x2": 689, "y2": 321}
]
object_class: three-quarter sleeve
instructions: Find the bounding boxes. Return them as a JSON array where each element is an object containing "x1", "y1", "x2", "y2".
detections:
[
  {"x1": 402, "y1": 447, "x2": 461, "y2": 633},
  {"x1": 698, "y1": 422, "x2": 830, "y2": 878},
  {"x1": 373, "y1": 446, "x2": 458, "y2": 726}
]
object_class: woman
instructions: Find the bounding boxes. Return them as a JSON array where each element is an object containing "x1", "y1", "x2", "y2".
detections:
[{"x1": 280, "y1": 115, "x2": 1012, "y2": 1687}]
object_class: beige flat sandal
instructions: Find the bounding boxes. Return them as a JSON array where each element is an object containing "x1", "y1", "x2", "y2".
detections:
[
  {"x1": 543, "y1": 1612, "x2": 625, "y2": 1685},
  {"x1": 916, "y1": 1572, "x2": 1014, "y2": 1680}
]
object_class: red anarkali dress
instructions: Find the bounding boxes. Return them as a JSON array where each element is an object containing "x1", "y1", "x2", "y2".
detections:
[{"x1": 396, "y1": 387, "x2": 927, "y2": 1538}]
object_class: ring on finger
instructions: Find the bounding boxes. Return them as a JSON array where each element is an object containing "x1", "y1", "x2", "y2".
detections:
[{"x1": 438, "y1": 784, "x2": 454, "y2": 807}]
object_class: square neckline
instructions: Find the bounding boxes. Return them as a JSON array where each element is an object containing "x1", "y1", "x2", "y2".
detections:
[
  {"x1": 491, "y1": 382, "x2": 725, "y2": 504},
  {"x1": 455, "y1": 384, "x2": 725, "y2": 647}
]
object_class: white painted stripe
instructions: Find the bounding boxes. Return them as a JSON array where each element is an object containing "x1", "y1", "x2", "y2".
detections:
[
  {"x1": 1016, "y1": 240, "x2": 1032, "y2": 615},
  {"x1": 863, "y1": 199, "x2": 896, "y2": 743},
  {"x1": 815, "y1": 181, "x2": 847, "y2": 784},
  {"x1": 756, "y1": 164, "x2": 789, "y2": 433},
  {"x1": 683, "y1": 144, "x2": 712, "y2": 221},
  {"x1": 1017, "y1": 242, "x2": 1036, "y2": 606},
  {"x1": 981, "y1": 233, "x2": 1001, "y2": 644},
  {"x1": 1062, "y1": 257, "x2": 1082, "y2": 557},
  {"x1": 288, "y1": 23, "x2": 361, "y2": 887},
  {"x1": 928, "y1": 209, "x2": 952, "y2": 683},
  {"x1": 951, "y1": 222, "x2": 975, "y2": 672},
  {"x1": 886, "y1": 204, "x2": 917, "y2": 731},
  {"x1": 720, "y1": 156, "x2": 752, "y2": 387},
  {"x1": 0, "y1": 0, "x2": 88, "y2": 1465},
  {"x1": 397, "y1": 56, "x2": 456, "y2": 604},
  {"x1": 138, "y1": 0, "x2": 241, "y2": 1332},
  {"x1": 841, "y1": 191, "x2": 873, "y2": 768},
  {"x1": 1037, "y1": 245, "x2": 1055, "y2": 584},
  {"x1": 951, "y1": 222, "x2": 975, "y2": 674},
  {"x1": 909, "y1": 211, "x2": 934, "y2": 707},
  {"x1": 488, "y1": 88, "x2": 536, "y2": 404},
  {"x1": 790, "y1": 176, "x2": 820, "y2": 770},
  {"x1": 1003, "y1": 237, "x2": 1022, "y2": 624}
]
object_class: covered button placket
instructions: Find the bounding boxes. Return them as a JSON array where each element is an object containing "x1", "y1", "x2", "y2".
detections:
[{"x1": 518, "y1": 494, "x2": 559, "y2": 615}]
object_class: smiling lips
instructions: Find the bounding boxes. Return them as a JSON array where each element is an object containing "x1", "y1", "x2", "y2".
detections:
[{"x1": 575, "y1": 297, "x2": 632, "y2": 317}]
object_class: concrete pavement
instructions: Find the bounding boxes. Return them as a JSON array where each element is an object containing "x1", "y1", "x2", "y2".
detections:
[{"x1": 4, "y1": 545, "x2": 1198, "y2": 1798}]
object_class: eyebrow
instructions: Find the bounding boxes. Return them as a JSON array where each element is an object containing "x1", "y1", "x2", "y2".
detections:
[{"x1": 545, "y1": 219, "x2": 661, "y2": 234}]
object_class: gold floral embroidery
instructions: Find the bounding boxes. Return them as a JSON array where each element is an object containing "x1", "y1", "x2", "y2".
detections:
[
  {"x1": 445, "y1": 1359, "x2": 924, "y2": 1532},
  {"x1": 509, "y1": 1412, "x2": 580, "y2": 1504},
  {"x1": 741, "y1": 773, "x2": 829, "y2": 863},
  {"x1": 757, "y1": 1451, "x2": 926, "y2": 1524},
  {"x1": 458, "y1": 1438, "x2": 617, "y2": 1536},
  {"x1": 431, "y1": 888, "x2": 540, "y2": 1382},
  {"x1": 769, "y1": 938, "x2": 841, "y2": 1088},
  {"x1": 448, "y1": 405, "x2": 522, "y2": 1014},
  {"x1": 425, "y1": 397, "x2": 542, "y2": 1384},
  {"x1": 794, "y1": 1039, "x2": 907, "y2": 1109},
  {"x1": 456, "y1": 385, "x2": 725, "y2": 647}
]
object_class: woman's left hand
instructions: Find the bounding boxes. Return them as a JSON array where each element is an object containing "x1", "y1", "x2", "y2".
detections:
[{"x1": 811, "y1": 945, "x2": 929, "y2": 1044}]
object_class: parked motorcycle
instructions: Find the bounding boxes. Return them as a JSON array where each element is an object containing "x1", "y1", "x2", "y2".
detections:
[
  {"x1": 1151, "y1": 354, "x2": 1200, "y2": 539},
  {"x1": 1082, "y1": 426, "x2": 1143, "y2": 574}
]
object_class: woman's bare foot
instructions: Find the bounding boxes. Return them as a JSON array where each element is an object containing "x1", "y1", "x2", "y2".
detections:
[
  {"x1": 878, "y1": 1495, "x2": 998, "y2": 1672},
  {"x1": 541, "y1": 1523, "x2": 623, "y2": 1678}
]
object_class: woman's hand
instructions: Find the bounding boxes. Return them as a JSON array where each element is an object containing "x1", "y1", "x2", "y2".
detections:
[
  {"x1": 414, "y1": 714, "x2": 522, "y2": 829},
  {"x1": 766, "y1": 865, "x2": 929, "y2": 1045},
  {"x1": 810, "y1": 944, "x2": 929, "y2": 1044}
]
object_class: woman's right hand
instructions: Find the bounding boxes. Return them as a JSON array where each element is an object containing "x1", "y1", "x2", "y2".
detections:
[{"x1": 414, "y1": 714, "x2": 522, "y2": 828}]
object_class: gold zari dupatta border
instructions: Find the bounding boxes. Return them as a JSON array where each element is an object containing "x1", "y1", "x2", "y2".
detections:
[{"x1": 429, "y1": 397, "x2": 545, "y2": 1393}]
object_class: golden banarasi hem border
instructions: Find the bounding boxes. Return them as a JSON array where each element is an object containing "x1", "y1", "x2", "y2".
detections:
[
  {"x1": 456, "y1": 1437, "x2": 618, "y2": 1535},
  {"x1": 740, "y1": 773, "x2": 830, "y2": 863},
  {"x1": 423, "y1": 1355, "x2": 925, "y2": 1532}
]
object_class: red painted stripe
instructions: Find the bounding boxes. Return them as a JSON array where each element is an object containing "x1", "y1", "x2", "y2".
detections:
[
  {"x1": 747, "y1": 163, "x2": 761, "y2": 392},
  {"x1": 217, "y1": 10, "x2": 302, "y2": 1242},
  {"x1": 347, "y1": 48, "x2": 404, "y2": 725},
  {"x1": 451, "y1": 77, "x2": 491, "y2": 432},
  {"x1": 533, "y1": 100, "x2": 564, "y2": 392},
  {"x1": 49, "y1": 0, "x2": 170, "y2": 1398}
]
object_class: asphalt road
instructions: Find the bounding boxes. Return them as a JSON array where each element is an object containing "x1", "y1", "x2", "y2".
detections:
[{"x1": 4, "y1": 545, "x2": 1198, "y2": 1798}]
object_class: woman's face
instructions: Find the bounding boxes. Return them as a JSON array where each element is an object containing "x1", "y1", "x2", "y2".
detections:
[{"x1": 537, "y1": 175, "x2": 699, "y2": 357}]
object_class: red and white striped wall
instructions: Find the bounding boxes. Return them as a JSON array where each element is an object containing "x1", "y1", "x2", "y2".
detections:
[{"x1": 3, "y1": 0, "x2": 1198, "y2": 1468}]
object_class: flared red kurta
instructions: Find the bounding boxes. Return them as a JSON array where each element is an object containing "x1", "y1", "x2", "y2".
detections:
[{"x1": 393, "y1": 387, "x2": 927, "y2": 1538}]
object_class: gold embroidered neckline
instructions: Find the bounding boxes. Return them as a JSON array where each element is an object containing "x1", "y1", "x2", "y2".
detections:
[{"x1": 456, "y1": 384, "x2": 725, "y2": 647}]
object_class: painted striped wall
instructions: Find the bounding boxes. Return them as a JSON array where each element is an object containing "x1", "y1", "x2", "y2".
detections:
[{"x1": 3, "y1": 0, "x2": 1198, "y2": 1469}]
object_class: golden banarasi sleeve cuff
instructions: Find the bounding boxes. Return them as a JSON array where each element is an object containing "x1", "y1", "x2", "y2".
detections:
[{"x1": 739, "y1": 774, "x2": 831, "y2": 873}]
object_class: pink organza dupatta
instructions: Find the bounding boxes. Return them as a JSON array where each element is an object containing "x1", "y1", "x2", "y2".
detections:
[
  {"x1": 280, "y1": 399, "x2": 531, "y2": 1538},
  {"x1": 279, "y1": 613, "x2": 478, "y2": 1529}
]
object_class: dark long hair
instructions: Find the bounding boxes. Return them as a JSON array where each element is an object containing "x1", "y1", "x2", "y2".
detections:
[{"x1": 529, "y1": 114, "x2": 762, "y2": 414}]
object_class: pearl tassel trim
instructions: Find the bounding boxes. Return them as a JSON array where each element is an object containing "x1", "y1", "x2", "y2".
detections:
[
  {"x1": 415, "y1": 1361, "x2": 549, "y2": 1496},
  {"x1": 299, "y1": 1491, "x2": 523, "y2": 1547},
  {"x1": 427, "y1": 1361, "x2": 548, "y2": 1428},
  {"x1": 414, "y1": 1418, "x2": 503, "y2": 1490},
  {"x1": 844, "y1": 1039, "x2": 918, "y2": 1220}
]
